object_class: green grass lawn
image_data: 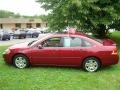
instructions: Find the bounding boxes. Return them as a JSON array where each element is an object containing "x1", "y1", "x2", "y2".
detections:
[{"x1": 0, "y1": 46, "x2": 120, "y2": 90}]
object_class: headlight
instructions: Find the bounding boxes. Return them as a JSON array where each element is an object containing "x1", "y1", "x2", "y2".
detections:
[{"x1": 3, "y1": 49, "x2": 11, "y2": 54}]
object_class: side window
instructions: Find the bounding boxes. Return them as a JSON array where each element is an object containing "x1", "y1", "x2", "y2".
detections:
[
  {"x1": 70, "y1": 37, "x2": 82, "y2": 47},
  {"x1": 63, "y1": 37, "x2": 92, "y2": 47},
  {"x1": 41, "y1": 37, "x2": 62, "y2": 47},
  {"x1": 82, "y1": 39, "x2": 92, "y2": 47},
  {"x1": 63, "y1": 37, "x2": 82, "y2": 47}
]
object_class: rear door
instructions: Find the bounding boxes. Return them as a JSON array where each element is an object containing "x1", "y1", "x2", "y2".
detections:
[{"x1": 58, "y1": 36, "x2": 93, "y2": 66}]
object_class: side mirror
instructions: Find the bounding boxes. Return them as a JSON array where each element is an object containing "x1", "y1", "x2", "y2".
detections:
[{"x1": 38, "y1": 45, "x2": 43, "y2": 49}]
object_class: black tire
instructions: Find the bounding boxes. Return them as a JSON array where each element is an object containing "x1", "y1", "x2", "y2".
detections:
[
  {"x1": 13, "y1": 54, "x2": 30, "y2": 69},
  {"x1": 1, "y1": 38, "x2": 4, "y2": 40},
  {"x1": 82, "y1": 57, "x2": 100, "y2": 72},
  {"x1": 32, "y1": 35, "x2": 34, "y2": 38},
  {"x1": 24, "y1": 36, "x2": 26, "y2": 39},
  {"x1": 31, "y1": 34, "x2": 35, "y2": 38},
  {"x1": 8, "y1": 37, "x2": 10, "y2": 40}
]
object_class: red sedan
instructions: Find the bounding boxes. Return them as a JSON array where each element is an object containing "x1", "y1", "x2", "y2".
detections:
[{"x1": 3, "y1": 33, "x2": 119, "y2": 72}]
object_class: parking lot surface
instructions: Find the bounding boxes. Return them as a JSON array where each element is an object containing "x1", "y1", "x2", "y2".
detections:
[{"x1": 0, "y1": 38, "x2": 36, "y2": 46}]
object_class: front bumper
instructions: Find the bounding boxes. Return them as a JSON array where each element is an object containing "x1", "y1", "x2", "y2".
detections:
[{"x1": 3, "y1": 53, "x2": 12, "y2": 64}]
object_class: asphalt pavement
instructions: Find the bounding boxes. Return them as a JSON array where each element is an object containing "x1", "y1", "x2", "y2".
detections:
[{"x1": 0, "y1": 38, "x2": 36, "y2": 46}]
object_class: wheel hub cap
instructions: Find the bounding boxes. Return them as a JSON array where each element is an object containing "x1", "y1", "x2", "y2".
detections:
[
  {"x1": 85, "y1": 59, "x2": 98, "y2": 72},
  {"x1": 15, "y1": 57, "x2": 27, "y2": 68}
]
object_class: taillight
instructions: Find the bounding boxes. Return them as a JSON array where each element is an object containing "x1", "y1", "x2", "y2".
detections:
[{"x1": 111, "y1": 48, "x2": 118, "y2": 55}]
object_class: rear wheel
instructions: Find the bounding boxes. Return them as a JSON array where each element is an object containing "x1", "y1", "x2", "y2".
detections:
[
  {"x1": 82, "y1": 57, "x2": 100, "y2": 72},
  {"x1": 13, "y1": 54, "x2": 29, "y2": 69}
]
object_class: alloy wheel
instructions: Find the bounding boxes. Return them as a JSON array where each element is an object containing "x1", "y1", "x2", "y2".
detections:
[
  {"x1": 13, "y1": 55, "x2": 29, "y2": 69},
  {"x1": 83, "y1": 57, "x2": 100, "y2": 72}
]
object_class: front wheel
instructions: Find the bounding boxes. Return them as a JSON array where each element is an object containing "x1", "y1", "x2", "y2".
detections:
[
  {"x1": 82, "y1": 57, "x2": 100, "y2": 72},
  {"x1": 13, "y1": 54, "x2": 29, "y2": 69}
]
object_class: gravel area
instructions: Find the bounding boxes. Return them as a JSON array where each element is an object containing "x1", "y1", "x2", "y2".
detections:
[{"x1": 0, "y1": 38, "x2": 36, "y2": 46}]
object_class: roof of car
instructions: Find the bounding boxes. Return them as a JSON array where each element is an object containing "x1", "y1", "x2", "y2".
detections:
[
  {"x1": 50, "y1": 32, "x2": 87, "y2": 37},
  {"x1": 37, "y1": 33, "x2": 87, "y2": 41}
]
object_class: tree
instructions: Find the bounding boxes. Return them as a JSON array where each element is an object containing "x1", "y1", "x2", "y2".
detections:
[
  {"x1": 0, "y1": 10, "x2": 46, "y2": 20},
  {"x1": 0, "y1": 10, "x2": 14, "y2": 18},
  {"x1": 37, "y1": 0, "x2": 120, "y2": 38},
  {"x1": 0, "y1": 10, "x2": 22, "y2": 18},
  {"x1": 14, "y1": 13, "x2": 21, "y2": 18}
]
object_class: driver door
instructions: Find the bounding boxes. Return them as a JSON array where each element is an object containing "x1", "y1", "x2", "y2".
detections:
[{"x1": 30, "y1": 37, "x2": 63, "y2": 65}]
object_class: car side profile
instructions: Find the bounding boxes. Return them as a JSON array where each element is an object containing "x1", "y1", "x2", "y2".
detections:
[
  {"x1": 26, "y1": 29, "x2": 42, "y2": 38},
  {"x1": 13, "y1": 30, "x2": 26, "y2": 39},
  {"x1": 3, "y1": 33, "x2": 119, "y2": 72},
  {"x1": 0, "y1": 30, "x2": 11, "y2": 40}
]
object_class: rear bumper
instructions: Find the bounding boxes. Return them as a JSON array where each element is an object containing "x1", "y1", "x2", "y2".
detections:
[{"x1": 101, "y1": 54, "x2": 119, "y2": 66}]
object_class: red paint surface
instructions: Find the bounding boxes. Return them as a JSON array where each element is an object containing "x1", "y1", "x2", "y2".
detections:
[{"x1": 3, "y1": 33, "x2": 119, "y2": 67}]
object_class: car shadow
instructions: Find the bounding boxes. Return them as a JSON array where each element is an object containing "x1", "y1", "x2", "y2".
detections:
[
  {"x1": 3, "y1": 61, "x2": 119, "y2": 72},
  {"x1": 31, "y1": 65, "x2": 81, "y2": 71},
  {"x1": 30, "y1": 65, "x2": 117, "y2": 72}
]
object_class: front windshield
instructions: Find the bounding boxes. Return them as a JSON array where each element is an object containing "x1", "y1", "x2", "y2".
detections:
[{"x1": 29, "y1": 33, "x2": 52, "y2": 46}]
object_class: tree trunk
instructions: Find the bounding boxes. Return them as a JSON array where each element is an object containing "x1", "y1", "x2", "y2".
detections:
[{"x1": 96, "y1": 24, "x2": 107, "y2": 39}]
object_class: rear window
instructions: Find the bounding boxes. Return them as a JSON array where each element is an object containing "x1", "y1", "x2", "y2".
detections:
[{"x1": 88, "y1": 36, "x2": 103, "y2": 44}]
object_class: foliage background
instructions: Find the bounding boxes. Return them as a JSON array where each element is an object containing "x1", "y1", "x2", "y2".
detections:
[{"x1": 37, "y1": 0, "x2": 120, "y2": 38}]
